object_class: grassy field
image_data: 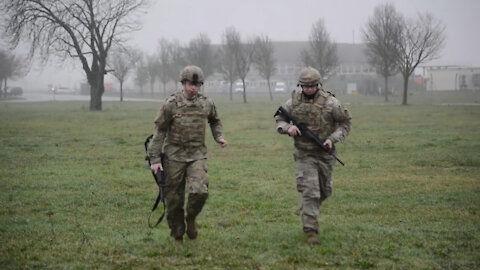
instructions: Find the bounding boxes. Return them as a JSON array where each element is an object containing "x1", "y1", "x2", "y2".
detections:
[{"x1": 0, "y1": 91, "x2": 479, "y2": 269}]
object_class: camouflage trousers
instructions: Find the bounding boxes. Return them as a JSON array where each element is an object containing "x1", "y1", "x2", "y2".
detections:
[
  {"x1": 294, "y1": 153, "x2": 334, "y2": 233},
  {"x1": 163, "y1": 158, "x2": 209, "y2": 238}
]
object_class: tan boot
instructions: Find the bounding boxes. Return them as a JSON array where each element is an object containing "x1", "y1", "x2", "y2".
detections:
[
  {"x1": 186, "y1": 217, "x2": 198, "y2": 240},
  {"x1": 306, "y1": 231, "x2": 319, "y2": 245}
]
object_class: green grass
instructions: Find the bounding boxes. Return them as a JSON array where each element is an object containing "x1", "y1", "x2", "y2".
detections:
[{"x1": 1, "y1": 91, "x2": 479, "y2": 269}]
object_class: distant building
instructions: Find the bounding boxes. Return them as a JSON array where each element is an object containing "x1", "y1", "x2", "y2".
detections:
[
  {"x1": 206, "y1": 41, "x2": 425, "y2": 95},
  {"x1": 421, "y1": 66, "x2": 480, "y2": 91}
]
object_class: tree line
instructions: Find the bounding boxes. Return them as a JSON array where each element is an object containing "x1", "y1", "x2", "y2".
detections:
[
  {"x1": 0, "y1": 49, "x2": 25, "y2": 97},
  {"x1": 363, "y1": 3, "x2": 445, "y2": 105},
  {"x1": 0, "y1": 0, "x2": 444, "y2": 109}
]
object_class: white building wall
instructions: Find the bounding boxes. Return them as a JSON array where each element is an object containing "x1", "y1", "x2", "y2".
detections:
[
  {"x1": 427, "y1": 69, "x2": 456, "y2": 91},
  {"x1": 425, "y1": 66, "x2": 480, "y2": 91}
]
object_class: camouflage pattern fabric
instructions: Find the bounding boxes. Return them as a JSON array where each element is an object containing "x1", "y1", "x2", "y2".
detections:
[
  {"x1": 295, "y1": 151, "x2": 334, "y2": 232},
  {"x1": 148, "y1": 91, "x2": 223, "y2": 239},
  {"x1": 275, "y1": 89, "x2": 351, "y2": 150},
  {"x1": 148, "y1": 91, "x2": 224, "y2": 163},
  {"x1": 275, "y1": 88, "x2": 351, "y2": 233},
  {"x1": 163, "y1": 158, "x2": 209, "y2": 238}
]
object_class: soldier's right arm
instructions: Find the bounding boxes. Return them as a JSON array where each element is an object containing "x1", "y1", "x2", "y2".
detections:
[
  {"x1": 148, "y1": 102, "x2": 173, "y2": 164},
  {"x1": 275, "y1": 99, "x2": 293, "y2": 134}
]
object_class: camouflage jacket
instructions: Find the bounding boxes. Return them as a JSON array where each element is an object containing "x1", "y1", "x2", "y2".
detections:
[
  {"x1": 148, "y1": 91, "x2": 224, "y2": 163},
  {"x1": 275, "y1": 89, "x2": 351, "y2": 154}
]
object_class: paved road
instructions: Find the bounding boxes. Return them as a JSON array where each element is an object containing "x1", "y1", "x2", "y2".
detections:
[
  {"x1": 439, "y1": 103, "x2": 480, "y2": 106},
  {"x1": 0, "y1": 92, "x2": 159, "y2": 103}
]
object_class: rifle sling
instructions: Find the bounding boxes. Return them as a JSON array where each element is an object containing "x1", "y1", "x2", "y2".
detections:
[{"x1": 145, "y1": 134, "x2": 166, "y2": 228}]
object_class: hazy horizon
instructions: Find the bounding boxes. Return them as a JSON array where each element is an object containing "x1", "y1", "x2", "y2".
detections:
[{"x1": 3, "y1": 0, "x2": 479, "y2": 91}]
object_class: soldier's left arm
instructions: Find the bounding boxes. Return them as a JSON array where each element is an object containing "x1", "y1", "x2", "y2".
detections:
[
  {"x1": 207, "y1": 99, "x2": 225, "y2": 143},
  {"x1": 327, "y1": 97, "x2": 352, "y2": 143}
]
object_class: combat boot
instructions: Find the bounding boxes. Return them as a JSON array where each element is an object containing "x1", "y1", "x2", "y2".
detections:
[
  {"x1": 186, "y1": 193, "x2": 208, "y2": 240},
  {"x1": 174, "y1": 236, "x2": 183, "y2": 243},
  {"x1": 170, "y1": 230, "x2": 183, "y2": 243},
  {"x1": 186, "y1": 216, "x2": 198, "y2": 240},
  {"x1": 305, "y1": 231, "x2": 319, "y2": 245}
]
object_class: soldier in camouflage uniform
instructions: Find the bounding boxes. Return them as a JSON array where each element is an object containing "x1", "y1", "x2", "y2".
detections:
[
  {"x1": 275, "y1": 67, "x2": 351, "y2": 245},
  {"x1": 148, "y1": 65, "x2": 228, "y2": 242}
]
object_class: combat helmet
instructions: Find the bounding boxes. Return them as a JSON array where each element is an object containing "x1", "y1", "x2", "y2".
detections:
[
  {"x1": 298, "y1": 67, "x2": 322, "y2": 86},
  {"x1": 180, "y1": 65, "x2": 204, "y2": 85}
]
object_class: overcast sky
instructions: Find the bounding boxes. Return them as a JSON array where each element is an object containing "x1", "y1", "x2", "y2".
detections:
[{"x1": 12, "y1": 0, "x2": 480, "y2": 89}]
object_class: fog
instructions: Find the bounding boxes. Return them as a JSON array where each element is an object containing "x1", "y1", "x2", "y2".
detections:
[{"x1": 8, "y1": 0, "x2": 480, "y2": 91}]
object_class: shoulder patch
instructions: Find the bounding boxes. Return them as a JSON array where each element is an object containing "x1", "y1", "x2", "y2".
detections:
[
  {"x1": 325, "y1": 95, "x2": 341, "y2": 107},
  {"x1": 318, "y1": 90, "x2": 329, "y2": 99},
  {"x1": 166, "y1": 95, "x2": 176, "y2": 103},
  {"x1": 205, "y1": 96, "x2": 214, "y2": 104}
]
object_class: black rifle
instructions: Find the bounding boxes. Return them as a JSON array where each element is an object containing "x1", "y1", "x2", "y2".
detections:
[
  {"x1": 274, "y1": 106, "x2": 345, "y2": 166},
  {"x1": 144, "y1": 134, "x2": 166, "y2": 228}
]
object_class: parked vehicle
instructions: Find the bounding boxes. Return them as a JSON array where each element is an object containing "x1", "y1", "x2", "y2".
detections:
[
  {"x1": 7, "y1": 87, "x2": 23, "y2": 96},
  {"x1": 274, "y1": 81, "x2": 286, "y2": 92},
  {"x1": 234, "y1": 81, "x2": 243, "y2": 93}
]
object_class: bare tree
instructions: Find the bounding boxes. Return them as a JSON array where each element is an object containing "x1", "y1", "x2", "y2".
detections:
[
  {"x1": 236, "y1": 39, "x2": 256, "y2": 103},
  {"x1": 301, "y1": 19, "x2": 338, "y2": 81},
  {"x1": 363, "y1": 3, "x2": 403, "y2": 102},
  {"x1": 0, "y1": 0, "x2": 148, "y2": 110},
  {"x1": 0, "y1": 49, "x2": 26, "y2": 96},
  {"x1": 185, "y1": 33, "x2": 215, "y2": 81},
  {"x1": 108, "y1": 46, "x2": 140, "y2": 102},
  {"x1": 153, "y1": 39, "x2": 185, "y2": 96},
  {"x1": 226, "y1": 27, "x2": 256, "y2": 103},
  {"x1": 220, "y1": 27, "x2": 239, "y2": 100},
  {"x1": 253, "y1": 34, "x2": 276, "y2": 101},
  {"x1": 396, "y1": 13, "x2": 445, "y2": 105},
  {"x1": 157, "y1": 39, "x2": 173, "y2": 98},
  {"x1": 168, "y1": 40, "x2": 185, "y2": 90},
  {"x1": 0, "y1": 50, "x2": 7, "y2": 95},
  {"x1": 134, "y1": 54, "x2": 149, "y2": 95},
  {"x1": 146, "y1": 56, "x2": 159, "y2": 96}
]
